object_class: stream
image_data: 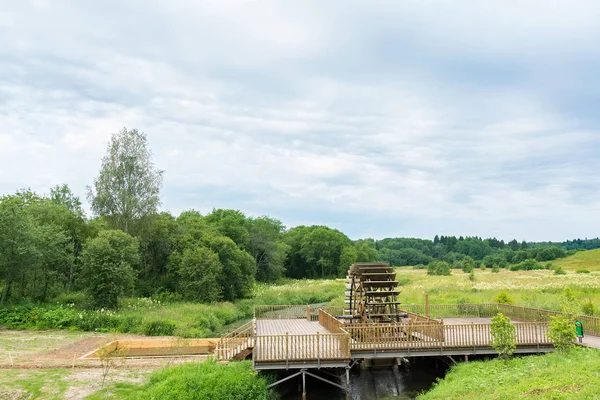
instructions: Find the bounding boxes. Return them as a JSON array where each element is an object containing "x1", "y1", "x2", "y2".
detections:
[{"x1": 278, "y1": 358, "x2": 447, "y2": 400}]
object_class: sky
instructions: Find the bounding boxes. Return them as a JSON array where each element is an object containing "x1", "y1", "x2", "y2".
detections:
[{"x1": 1, "y1": 1, "x2": 600, "y2": 241}]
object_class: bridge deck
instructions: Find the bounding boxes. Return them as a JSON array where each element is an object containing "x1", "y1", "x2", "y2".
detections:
[
  {"x1": 256, "y1": 319, "x2": 330, "y2": 336},
  {"x1": 245, "y1": 306, "x2": 600, "y2": 370}
]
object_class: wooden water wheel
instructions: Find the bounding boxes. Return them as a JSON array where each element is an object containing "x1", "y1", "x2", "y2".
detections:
[{"x1": 344, "y1": 262, "x2": 403, "y2": 323}]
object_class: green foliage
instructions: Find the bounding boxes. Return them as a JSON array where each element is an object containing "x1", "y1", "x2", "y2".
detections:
[
  {"x1": 91, "y1": 361, "x2": 268, "y2": 400},
  {"x1": 87, "y1": 127, "x2": 163, "y2": 234},
  {"x1": 142, "y1": 320, "x2": 177, "y2": 336},
  {"x1": 491, "y1": 265, "x2": 500, "y2": 273},
  {"x1": 581, "y1": 300, "x2": 595, "y2": 316},
  {"x1": 418, "y1": 347, "x2": 600, "y2": 399},
  {"x1": 427, "y1": 261, "x2": 451, "y2": 276},
  {"x1": 178, "y1": 247, "x2": 223, "y2": 302},
  {"x1": 576, "y1": 268, "x2": 591, "y2": 274},
  {"x1": 490, "y1": 313, "x2": 516, "y2": 359},
  {"x1": 510, "y1": 258, "x2": 546, "y2": 271},
  {"x1": 468, "y1": 271, "x2": 475, "y2": 282},
  {"x1": 81, "y1": 230, "x2": 139, "y2": 309},
  {"x1": 548, "y1": 314, "x2": 576, "y2": 352},
  {"x1": 553, "y1": 265, "x2": 566, "y2": 275},
  {"x1": 459, "y1": 256, "x2": 476, "y2": 273},
  {"x1": 494, "y1": 291, "x2": 513, "y2": 304}
]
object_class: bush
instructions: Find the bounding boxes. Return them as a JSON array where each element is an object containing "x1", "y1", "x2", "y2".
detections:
[
  {"x1": 427, "y1": 261, "x2": 451, "y2": 276},
  {"x1": 577, "y1": 269, "x2": 591, "y2": 274},
  {"x1": 468, "y1": 271, "x2": 476, "y2": 282},
  {"x1": 490, "y1": 313, "x2": 516, "y2": 359},
  {"x1": 553, "y1": 266, "x2": 566, "y2": 275},
  {"x1": 412, "y1": 264, "x2": 426, "y2": 270},
  {"x1": 495, "y1": 291, "x2": 513, "y2": 305},
  {"x1": 510, "y1": 258, "x2": 545, "y2": 271},
  {"x1": 582, "y1": 301, "x2": 595, "y2": 316},
  {"x1": 548, "y1": 315, "x2": 576, "y2": 352},
  {"x1": 491, "y1": 265, "x2": 500, "y2": 273}
]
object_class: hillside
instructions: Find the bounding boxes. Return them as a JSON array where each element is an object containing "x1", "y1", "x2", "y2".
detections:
[{"x1": 554, "y1": 249, "x2": 600, "y2": 271}]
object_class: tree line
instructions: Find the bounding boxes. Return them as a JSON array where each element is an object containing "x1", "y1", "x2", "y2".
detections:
[{"x1": 0, "y1": 128, "x2": 595, "y2": 308}]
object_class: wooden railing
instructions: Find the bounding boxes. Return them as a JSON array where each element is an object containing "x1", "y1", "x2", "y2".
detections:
[
  {"x1": 498, "y1": 304, "x2": 600, "y2": 336},
  {"x1": 318, "y1": 309, "x2": 344, "y2": 333},
  {"x1": 344, "y1": 322, "x2": 551, "y2": 351},
  {"x1": 254, "y1": 333, "x2": 351, "y2": 362},
  {"x1": 254, "y1": 305, "x2": 313, "y2": 320},
  {"x1": 216, "y1": 320, "x2": 254, "y2": 360},
  {"x1": 402, "y1": 303, "x2": 500, "y2": 318}
]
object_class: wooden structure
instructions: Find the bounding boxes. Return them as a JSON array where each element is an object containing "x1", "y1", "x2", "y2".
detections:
[{"x1": 345, "y1": 262, "x2": 403, "y2": 323}]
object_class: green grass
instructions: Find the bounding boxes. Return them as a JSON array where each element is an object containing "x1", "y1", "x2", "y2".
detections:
[
  {"x1": 554, "y1": 249, "x2": 600, "y2": 271},
  {"x1": 418, "y1": 347, "x2": 600, "y2": 399},
  {"x1": 0, "y1": 369, "x2": 70, "y2": 399},
  {"x1": 384, "y1": 268, "x2": 600, "y2": 315},
  {"x1": 86, "y1": 361, "x2": 269, "y2": 400}
]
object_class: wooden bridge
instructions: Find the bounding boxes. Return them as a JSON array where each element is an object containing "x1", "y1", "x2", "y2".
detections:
[
  {"x1": 215, "y1": 303, "x2": 600, "y2": 398},
  {"x1": 216, "y1": 302, "x2": 600, "y2": 369}
]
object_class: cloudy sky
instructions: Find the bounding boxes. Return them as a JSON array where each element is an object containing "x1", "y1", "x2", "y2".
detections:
[{"x1": 1, "y1": 1, "x2": 600, "y2": 241}]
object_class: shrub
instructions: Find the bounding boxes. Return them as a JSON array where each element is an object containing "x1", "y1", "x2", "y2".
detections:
[
  {"x1": 491, "y1": 265, "x2": 500, "y2": 273},
  {"x1": 412, "y1": 264, "x2": 426, "y2": 270},
  {"x1": 459, "y1": 256, "x2": 476, "y2": 273},
  {"x1": 495, "y1": 291, "x2": 513, "y2": 305},
  {"x1": 490, "y1": 313, "x2": 516, "y2": 359},
  {"x1": 577, "y1": 269, "x2": 591, "y2": 274},
  {"x1": 468, "y1": 271, "x2": 476, "y2": 282},
  {"x1": 427, "y1": 261, "x2": 451, "y2": 276},
  {"x1": 553, "y1": 266, "x2": 566, "y2": 275},
  {"x1": 582, "y1": 301, "x2": 596, "y2": 316},
  {"x1": 510, "y1": 258, "x2": 545, "y2": 271},
  {"x1": 548, "y1": 315, "x2": 576, "y2": 352}
]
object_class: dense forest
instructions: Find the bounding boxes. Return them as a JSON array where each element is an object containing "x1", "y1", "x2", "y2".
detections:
[{"x1": 1, "y1": 128, "x2": 598, "y2": 309}]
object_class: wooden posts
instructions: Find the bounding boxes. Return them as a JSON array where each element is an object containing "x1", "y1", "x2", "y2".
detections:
[
  {"x1": 425, "y1": 293, "x2": 430, "y2": 318},
  {"x1": 306, "y1": 305, "x2": 311, "y2": 321}
]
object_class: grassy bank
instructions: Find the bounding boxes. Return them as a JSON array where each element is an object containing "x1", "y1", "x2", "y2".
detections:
[
  {"x1": 87, "y1": 361, "x2": 270, "y2": 400},
  {"x1": 0, "y1": 279, "x2": 344, "y2": 337},
  {"x1": 418, "y1": 347, "x2": 600, "y2": 399},
  {"x1": 554, "y1": 248, "x2": 600, "y2": 271}
]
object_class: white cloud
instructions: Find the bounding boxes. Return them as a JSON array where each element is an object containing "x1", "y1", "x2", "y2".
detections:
[{"x1": 1, "y1": 1, "x2": 600, "y2": 241}]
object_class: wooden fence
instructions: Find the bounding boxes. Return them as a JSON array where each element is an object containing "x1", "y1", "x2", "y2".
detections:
[
  {"x1": 318, "y1": 309, "x2": 344, "y2": 333},
  {"x1": 344, "y1": 322, "x2": 551, "y2": 351},
  {"x1": 216, "y1": 320, "x2": 254, "y2": 360},
  {"x1": 498, "y1": 304, "x2": 600, "y2": 336},
  {"x1": 254, "y1": 333, "x2": 351, "y2": 362},
  {"x1": 402, "y1": 303, "x2": 500, "y2": 318},
  {"x1": 254, "y1": 305, "x2": 314, "y2": 320}
]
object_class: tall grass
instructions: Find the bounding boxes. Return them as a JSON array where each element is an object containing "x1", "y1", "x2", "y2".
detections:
[{"x1": 88, "y1": 361, "x2": 270, "y2": 400}]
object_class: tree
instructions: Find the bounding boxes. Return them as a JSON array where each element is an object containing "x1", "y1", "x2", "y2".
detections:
[
  {"x1": 247, "y1": 216, "x2": 289, "y2": 282},
  {"x1": 81, "y1": 230, "x2": 139, "y2": 308},
  {"x1": 490, "y1": 313, "x2": 516, "y2": 359},
  {"x1": 87, "y1": 128, "x2": 163, "y2": 234},
  {"x1": 0, "y1": 196, "x2": 37, "y2": 303},
  {"x1": 178, "y1": 247, "x2": 223, "y2": 302},
  {"x1": 459, "y1": 256, "x2": 476, "y2": 273},
  {"x1": 427, "y1": 260, "x2": 451, "y2": 276},
  {"x1": 202, "y1": 233, "x2": 256, "y2": 301}
]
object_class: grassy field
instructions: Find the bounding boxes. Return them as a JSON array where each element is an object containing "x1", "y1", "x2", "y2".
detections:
[
  {"x1": 417, "y1": 347, "x2": 600, "y2": 399},
  {"x1": 554, "y1": 248, "x2": 600, "y2": 271},
  {"x1": 327, "y1": 268, "x2": 600, "y2": 316}
]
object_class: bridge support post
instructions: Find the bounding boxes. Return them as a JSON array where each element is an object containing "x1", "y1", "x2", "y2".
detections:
[
  {"x1": 302, "y1": 369, "x2": 306, "y2": 400},
  {"x1": 345, "y1": 367, "x2": 351, "y2": 400}
]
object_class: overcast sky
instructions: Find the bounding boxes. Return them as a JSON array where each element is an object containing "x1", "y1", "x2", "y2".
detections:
[{"x1": 1, "y1": 1, "x2": 600, "y2": 241}]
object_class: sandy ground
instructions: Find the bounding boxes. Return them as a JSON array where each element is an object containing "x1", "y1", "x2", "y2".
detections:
[{"x1": 0, "y1": 329, "x2": 211, "y2": 368}]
